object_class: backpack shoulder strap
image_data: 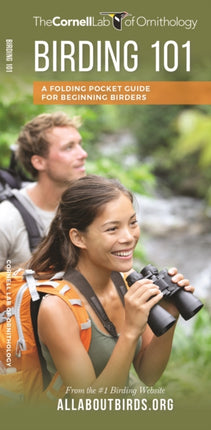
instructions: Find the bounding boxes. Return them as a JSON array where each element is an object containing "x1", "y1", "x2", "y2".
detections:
[
  {"x1": 0, "y1": 168, "x2": 22, "y2": 190},
  {"x1": 6, "y1": 195, "x2": 41, "y2": 251},
  {"x1": 35, "y1": 279, "x2": 92, "y2": 401},
  {"x1": 36, "y1": 280, "x2": 91, "y2": 349}
]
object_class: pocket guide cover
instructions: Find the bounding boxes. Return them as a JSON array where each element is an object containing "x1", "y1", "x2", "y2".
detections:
[{"x1": 0, "y1": 1, "x2": 210, "y2": 430}]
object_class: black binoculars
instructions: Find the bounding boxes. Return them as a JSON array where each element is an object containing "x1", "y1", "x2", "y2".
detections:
[{"x1": 126, "y1": 264, "x2": 203, "y2": 337}]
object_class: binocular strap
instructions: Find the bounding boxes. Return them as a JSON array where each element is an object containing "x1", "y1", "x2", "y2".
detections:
[{"x1": 64, "y1": 269, "x2": 127, "y2": 338}]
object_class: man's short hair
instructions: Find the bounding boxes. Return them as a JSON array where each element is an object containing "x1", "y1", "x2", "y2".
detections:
[{"x1": 16, "y1": 112, "x2": 82, "y2": 178}]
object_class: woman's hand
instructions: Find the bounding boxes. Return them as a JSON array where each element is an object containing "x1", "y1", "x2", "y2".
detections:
[
  {"x1": 168, "y1": 267, "x2": 194, "y2": 293},
  {"x1": 123, "y1": 278, "x2": 163, "y2": 339},
  {"x1": 160, "y1": 267, "x2": 195, "y2": 317}
]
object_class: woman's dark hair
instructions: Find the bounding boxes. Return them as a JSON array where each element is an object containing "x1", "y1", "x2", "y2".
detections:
[{"x1": 29, "y1": 175, "x2": 133, "y2": 275}]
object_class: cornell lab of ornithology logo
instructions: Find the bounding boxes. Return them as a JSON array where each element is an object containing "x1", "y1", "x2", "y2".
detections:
[{"x1": 33, "y1": 13, "x2": 198, "y2": 31}]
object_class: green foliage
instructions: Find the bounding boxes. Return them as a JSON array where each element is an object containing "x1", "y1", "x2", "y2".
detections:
[
  {"x1": 175, "y1": 110, "x2": 211, "y2": 167},
  {"x1": 116, "y1": 105, "x2": 211, "y2": 202},
  {"x1": 86, "y1": 157, "x2": 155, "y2": 195},
  {"x1": 117, "y1": 105, "x2": 181, "y2": 155},
  {"x1": 171, "y1": 110, "x2": 211, "y2": 203},
  {"x1": 155, "y1": 307, "x2": 211, "y2": 400}
]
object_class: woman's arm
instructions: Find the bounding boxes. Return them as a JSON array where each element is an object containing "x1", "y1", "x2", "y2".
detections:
[
  {"x1": 38, "y1": 279, "x2": 163, "y2": 390},
  {"x1": 133, "y1": 323, "x2": 176, "y2": 386},
  {"x1": 38, "y1": 295, "x2": 96, "y2": 389}
]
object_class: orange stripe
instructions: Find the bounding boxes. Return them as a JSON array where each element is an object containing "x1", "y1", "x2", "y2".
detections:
[{"x1": 33, "y1": 81, "x2": 211, "y2": 105}]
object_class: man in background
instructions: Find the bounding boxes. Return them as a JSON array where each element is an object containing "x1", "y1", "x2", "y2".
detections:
[{"x1": 0, "y1": 112, "x2": 88, "y2": 270}]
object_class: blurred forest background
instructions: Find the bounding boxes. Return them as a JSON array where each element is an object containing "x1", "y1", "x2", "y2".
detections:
[
  {"x1": 1, "y1": 80, "x2": 211, "y2": 202},
  {"x1": 0, "y1": 79, "x2": 211, "y2": 403}
]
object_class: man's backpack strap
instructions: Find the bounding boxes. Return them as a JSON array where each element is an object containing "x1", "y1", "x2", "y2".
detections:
[
  {"x1": 6, "y1": 195, "x2": 41, "y2": 251},
  {"x1": 0, "y1": 168, "x2": 22, "y2": 190},
  {"x1": 0, "y1": 153, "x2": 40, "y2": 252}
]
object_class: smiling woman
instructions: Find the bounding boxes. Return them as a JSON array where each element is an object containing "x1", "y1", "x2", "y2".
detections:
[
  {"x1": 29, "y1": 175, "x2": 138, "y2": 274},
  {"x1": 28, "y1": 175, "x2": 195, "y2": 398},
  {"x1": 71, "y1": 192, "x2": 140, "y2": 276}
]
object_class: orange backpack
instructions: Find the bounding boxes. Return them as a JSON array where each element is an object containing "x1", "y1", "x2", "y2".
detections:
[{"x1": 0, "y1": 268, "x2": 91, "y2": 403}]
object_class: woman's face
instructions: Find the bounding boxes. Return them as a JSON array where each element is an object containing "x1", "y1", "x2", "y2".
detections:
[{"x1": 76, "y1": 193, "x2": 140, "y2": 273}]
